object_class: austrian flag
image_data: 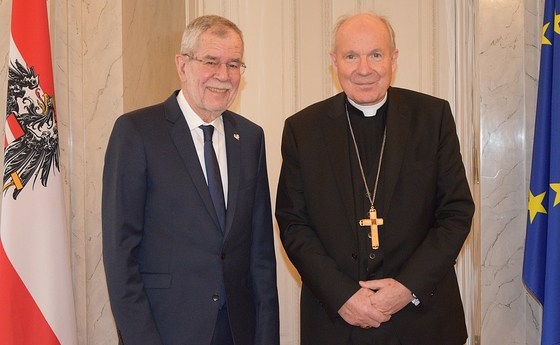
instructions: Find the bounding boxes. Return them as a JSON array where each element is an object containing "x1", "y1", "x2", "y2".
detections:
[{"x1": 0, "y1": 0, "x2": 78, "y2": 344}]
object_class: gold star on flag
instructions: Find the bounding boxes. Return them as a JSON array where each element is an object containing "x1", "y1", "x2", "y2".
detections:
[
  {"x1": 550, "y1": 183, "x2": 560, "y2": 207},
  {"x1": 528, "y1": 190, "x2": 547, "y2": 223},
  {"x1": 543, "y1": 22, "x2": 552, "y2": 45}
]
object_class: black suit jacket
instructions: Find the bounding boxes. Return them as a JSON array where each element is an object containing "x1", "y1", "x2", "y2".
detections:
[
  {"x1": 103, "y1": 91, "x2": 279, "y2": 345},
  {"x1": 276, "y1": 88, "x2": 474, "y2": 345}
]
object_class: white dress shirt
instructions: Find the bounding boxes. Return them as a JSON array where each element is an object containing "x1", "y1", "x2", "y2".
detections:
[{"x1": 177, "y1": 90, "x2": 228, "y2": 207}]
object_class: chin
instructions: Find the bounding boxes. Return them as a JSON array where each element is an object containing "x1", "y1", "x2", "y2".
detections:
[
  {"x1": 205, "y1": 100, "x2": 229, "y2": 111},
  {"x1": 347, "y1": 91, "x2": 376, "y2": 104},
  {"x1": 352, "y1": 98, "x2": 380, "y2": 106}
]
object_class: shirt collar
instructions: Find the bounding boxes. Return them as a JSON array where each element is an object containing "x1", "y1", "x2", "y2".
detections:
[
  {"x1": 347, "y1": 92, "x2": 388, "y2": 117},
  {"x1": 176, "y1": 90, "x2": 224, "y2": 134}
]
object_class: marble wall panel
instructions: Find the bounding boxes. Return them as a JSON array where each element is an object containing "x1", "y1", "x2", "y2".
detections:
[
  {"x1": 64, "y1": 0, "x2": 125, "y2": 343},
  {"x1": 523, "y1": 0, "x2": 544, "y2": 343},
  {"x1": 479, "y1": 0, "x2": 541, "y2": 343},
  {"x1": 122, "y1": 0, "x2": 185, "y2": 113}
]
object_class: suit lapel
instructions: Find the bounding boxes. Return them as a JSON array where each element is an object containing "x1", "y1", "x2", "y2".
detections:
[
  {"x1": 379, "y1": 87, "x2": 411, "y2": 216},
  {"x1": 321, "y1": 94, "x2": 357, "y2": 236},
  {"x1": 164, "y1": 95, "x2": 223, "y2": 233},
  {"x1": 222, "y1": 112, "x2": 239, "y2": 238}
]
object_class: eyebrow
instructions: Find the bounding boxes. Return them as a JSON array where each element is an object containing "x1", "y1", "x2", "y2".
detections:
[
  {"x1": 340, "y1": 48, "x2": 384, "y2": 56},
  {"x1": 201, "y1": 54, "x2": 242, "y2": 63},
  {"x1": 201, "y1": 54, "x2": 220, "y2": 61}
]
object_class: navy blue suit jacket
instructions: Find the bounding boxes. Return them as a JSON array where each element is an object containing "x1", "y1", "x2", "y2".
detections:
[{"x1": 103, "y1": 91, "x2": 279, "y2": 345}]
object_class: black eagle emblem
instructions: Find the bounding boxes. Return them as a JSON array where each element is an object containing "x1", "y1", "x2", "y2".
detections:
[{"x1": 3, "y1": 59, "x2": 60, "y2": 200}]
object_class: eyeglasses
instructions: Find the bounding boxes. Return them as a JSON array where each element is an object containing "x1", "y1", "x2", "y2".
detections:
[{"x1": 183, "y1": 54, "x2": 246, "y2": 75}]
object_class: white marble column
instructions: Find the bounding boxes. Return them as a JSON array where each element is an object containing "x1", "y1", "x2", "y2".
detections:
[
  {"x1": 53, "y1": 0, "x2": 124, "y2": 343},
  {"x1": 479, "y1": 0, "x2": 542, "y2": 343}
]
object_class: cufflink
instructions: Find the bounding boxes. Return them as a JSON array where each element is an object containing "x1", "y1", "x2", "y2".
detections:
[{"x1": 411, "y1": 292, "x2": 420, "y2": 306}]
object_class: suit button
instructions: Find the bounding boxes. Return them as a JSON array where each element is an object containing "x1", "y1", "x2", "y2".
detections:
[
  {"x1": 212, "y1": 294, "x2": 219, "y2": 302},
  {"x1": 351, "y1": 253, "x2": 358, "y2": 260},
  {"x1": 368, "y1": 232, "x2": 372, "y2": 239},
  {"x1": 221, "y1": 252, "x2": 226, "y2": 260},
  {"x1": 369, "y1": 253, "x2": 376, "y2": 260}
]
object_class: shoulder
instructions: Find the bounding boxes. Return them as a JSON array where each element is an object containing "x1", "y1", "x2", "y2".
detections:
[
  {"x1": 113, "y1": 92, "x2": 179, "y2": 131},
  {"x1": 286, "y1": 93, "x2": 345, "y2": 125},
  {"x1": 223, "y1": 110, "x2": 264, "y2": 135},
  {"x1": 389, "y1": 87, "x2": 450, "y2": 111},
  {"x1": 120, "y1": 103, "x2": 165, "y2": 122}
]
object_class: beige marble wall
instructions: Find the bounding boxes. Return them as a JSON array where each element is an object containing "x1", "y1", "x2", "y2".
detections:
[
  {"x1": 122, "y1": 0, "x2": 185, "y2": 112},
  {"x1": 55, "y1": 0, "x2": 124, "y2": 343},
  {"x1": 479, "y1": 0, "x2": 542, "y2": 343},
  {"x1": 0, "y1": 0, "x2": 547, "y2": 344}
]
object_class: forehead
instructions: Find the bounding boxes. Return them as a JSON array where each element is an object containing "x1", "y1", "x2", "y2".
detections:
[
  {"x1": 197, "y1": 27, "x2": 243, "y2": 57},
  {"x1": 335, "y1": 16, "x2": 391, "y2": 52}
]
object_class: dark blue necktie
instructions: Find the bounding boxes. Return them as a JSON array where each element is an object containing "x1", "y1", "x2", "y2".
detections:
[
  {"x1": 201, "y1": 125, "x2": 227, "y2": 309},
  {"x1": 200, "y1": 125, "x2": 226, "y2": 232}
]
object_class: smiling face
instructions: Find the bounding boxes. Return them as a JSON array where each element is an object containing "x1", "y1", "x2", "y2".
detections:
[
  {"x1": 330, "y1": 14, "x2": 398, "y2": 106},
  {"x1": 175, "y1": 26, "x2": 243, "y2": 122}
]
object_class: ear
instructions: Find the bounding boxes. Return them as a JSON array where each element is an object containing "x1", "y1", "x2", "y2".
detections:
[
  {"x1": 391, "y1": 49, "x2": 399, "y2": 72},
  {"x1": 330, "y1": 52, "x2": 338, "y2": 75},
  {"x1": 175, "y1": 54, "x2": 188, "y2": 82}
]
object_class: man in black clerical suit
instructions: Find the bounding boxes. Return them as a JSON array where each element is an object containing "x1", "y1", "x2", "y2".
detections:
[{"x1": 276, "y1": 12, "x2": 474, "y2": 345}]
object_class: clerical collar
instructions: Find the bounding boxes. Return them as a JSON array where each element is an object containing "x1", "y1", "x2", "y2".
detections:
[{"x1": 347, "y1": 93, "x2": 388, "y2": 117}]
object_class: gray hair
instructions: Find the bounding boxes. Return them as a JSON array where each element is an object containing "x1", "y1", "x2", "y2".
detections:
[
  {"x1": 331, "y1": 12, "x2": 396, "y2": 53},
  {"x1": 180, "y1": 15, "x2": 244, "y2": 55}
]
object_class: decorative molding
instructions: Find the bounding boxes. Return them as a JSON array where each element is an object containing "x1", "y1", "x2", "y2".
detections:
[
  {"x1": 279, "y1": 0, "x2": 300, "y2": 342},
  {"x1": 292, "y1": 0, "x2": 299, "y2": 111},
  {"x1": 323, "y1": 0, "x2": 333, "y2": 98},
  {"x1": 410, "y1": 0, "x2": 438, "y2": 95},
  {"x1": 451, "y1": 1, "x2": 481, "y2": 344}
]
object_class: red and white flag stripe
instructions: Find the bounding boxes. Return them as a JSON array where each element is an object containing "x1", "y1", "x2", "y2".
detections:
[
  {"x1": 0, "y1": 1, "x2": 78, "y2": 344},
  {"x1": 4, "y1": 113, "x2": 24, "y2": 149}
]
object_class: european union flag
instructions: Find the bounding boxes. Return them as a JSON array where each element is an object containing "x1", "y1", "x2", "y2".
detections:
[{"x1": 523, "y1": 0, "x2": 560, "y2": 344}]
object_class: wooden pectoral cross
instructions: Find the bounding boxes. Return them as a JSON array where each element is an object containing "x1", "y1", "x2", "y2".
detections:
[{"x1": 359, "y1": 206, "x2": 383, "y2": 249}]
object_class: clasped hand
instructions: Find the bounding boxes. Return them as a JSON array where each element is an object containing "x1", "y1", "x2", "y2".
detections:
[{"x1": 338, "y1": 278, "x2": 413, "y2": 328}]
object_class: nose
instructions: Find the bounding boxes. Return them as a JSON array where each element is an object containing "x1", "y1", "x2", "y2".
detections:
[
  {"x1": 356, "y1": 57, "x2": 373, "y2": 75},
  {"x1": 214, "y1": 62, "x2": 230, "y2": 81}
]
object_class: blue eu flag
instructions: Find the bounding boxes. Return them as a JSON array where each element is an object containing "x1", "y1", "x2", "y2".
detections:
[{"x1": 523, "y1": 1, "x2": 560, "y2": 344}]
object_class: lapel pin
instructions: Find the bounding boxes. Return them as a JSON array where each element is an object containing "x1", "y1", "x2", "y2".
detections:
[{"x1": 233, "y1": 133, "x2": 240, "y2": 140}]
